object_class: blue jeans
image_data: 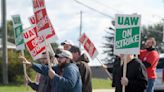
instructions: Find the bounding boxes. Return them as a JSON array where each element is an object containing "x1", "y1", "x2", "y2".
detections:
[{"x1": 147, "y1": 79, "x2": 155, "y2": 92}]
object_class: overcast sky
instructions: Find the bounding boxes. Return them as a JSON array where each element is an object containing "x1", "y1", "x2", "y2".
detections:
[{"x1": 1, "y1": 0, "x2": 164, "y2": 66}]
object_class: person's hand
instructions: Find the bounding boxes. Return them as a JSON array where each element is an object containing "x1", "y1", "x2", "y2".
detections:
[
  {"x1": 121, "y1": 77, "x2": 128, "y2": 86},
  {"x1": 19, "y1": 56, "x2": 32, "y2": 66},
  {"x1": 48, "y1": 68, "x2": 56, "y2": 79}
]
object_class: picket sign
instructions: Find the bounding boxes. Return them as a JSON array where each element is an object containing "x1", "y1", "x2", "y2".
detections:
[
  {"x1": 11, "y1": 15, "x2": 25, "y2": 50},
  {"x1": 28, "y1": 0, "x2": 58, "y2": 62},
  {"x1": 28, "y1": 15, "x2": 58, "y2": 43},
  {"x1": 24, "y1": 26, "x2": 46, "y2": 60},
  {"x1": 114, "y1": 14, "x2": 141, "y2": 55},
  {"x1": 114, "y1": 14, "x2": 141, "y2": 92},
  {"x1": 32, "y1": 0, "x2": 51, "y2": 37},
  {"x1": 11, "y1": 15, "x2": 27, "y2": 83},
  {"x1": 79, "y1": 33, "x2": 113, "y2": 79},
  {"x1": 79, "y1": 33, "x2": 98, "y2": 59}
]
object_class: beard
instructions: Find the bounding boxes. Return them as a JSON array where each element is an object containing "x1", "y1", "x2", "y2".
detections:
[
  {"x1": 58, "y1": 60, "x2": 69, "y2": 68},
  {"x1": 146, "y1": 46, "x2": 155, "y2": 51}
]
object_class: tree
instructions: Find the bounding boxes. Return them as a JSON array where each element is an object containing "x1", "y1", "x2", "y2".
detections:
[
  {"x1": 102, "y1": 28, "x2": 115, "y2": 63},
  {"x1": 141, "y1": 23, "x2": 164, "y2": 53},
  {"x1": 0, "y1": 20, "x2": 15, "y2": 43},
  {"x1": 7, "y1": 20, "x2": 15, "y2": 43}
]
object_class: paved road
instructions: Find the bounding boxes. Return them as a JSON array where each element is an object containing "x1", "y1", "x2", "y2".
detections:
[
  {"x1": 93, "y1": 89, "x2": 164, "y2": 92},
  {"x1": 93, "y1": 89, "x2": 115, "y2": 92}
]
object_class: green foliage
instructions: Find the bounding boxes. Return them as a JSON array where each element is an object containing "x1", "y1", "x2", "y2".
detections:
[
  {"x1": 102, "y1": 29, "x2": 115, "y2": 63},
  {"x1": 141, "y1": 23, "x2": 164, "y2": 52},
  {"x1": 7, "y1": 20, "x2": 15, "y2": 43},
  {"x1": 0, "y1": 50, "x2": 35, "y2": 84}
]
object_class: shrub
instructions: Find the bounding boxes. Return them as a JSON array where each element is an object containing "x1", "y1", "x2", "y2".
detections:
[{"x1": 0, "y1": 49, "x2": 36, "y2": 84}]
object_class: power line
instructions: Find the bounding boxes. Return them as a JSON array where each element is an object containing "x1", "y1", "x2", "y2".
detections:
[
  {"x1": 88, "y1": 0, "x2": 123, "y2": 13},
  {"x1": 74, "y1": 0, "x2": 163, "y2": 26},
  {"x1": 80, "y1": 0, "x2": 158, "y2": 23},
  {"x1": 73, "y1": 0, "x2": 114, "y2": 19}
]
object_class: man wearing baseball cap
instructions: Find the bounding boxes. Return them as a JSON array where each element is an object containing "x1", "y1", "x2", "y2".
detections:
[
  {"x1": 19, "y1": 50, "x2": 82, "y2": 92},
  {"x1": 61, "y1": 40, "x2": 73, "y2": 50}
]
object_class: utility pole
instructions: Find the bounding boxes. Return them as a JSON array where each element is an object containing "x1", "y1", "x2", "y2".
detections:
[
  {"x1": 163, "y1": 19, "x2": 164, "y2": 42},
  {"x1": 79, "y1": 11, "x2": 82, "y2": 48},
  {"x1": 1, "y1": 0, "x2": 8, "y2": 84}
]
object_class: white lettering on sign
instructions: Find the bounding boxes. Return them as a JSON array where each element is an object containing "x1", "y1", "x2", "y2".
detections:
[
  {"x1": 15, "y1": 27, "x2": 21, "y2": 36},
  {"x1": 36, "y1": 11, "x2": 43, "y2": 21},
  {"x1": 88, "y1": 43, "x2": 94, "y2": 57},
  {"x1": 31, "y1": 36, "x2": 44, "y2": 47},
  {"x1": 122, "y1": 29, "x2": 132, "y2": 39},
  {"x1": 31, "y1": 45, "x2": 42, "y2": 56},
  {"x1": 79, "y1": 33, "x2": 99, "y2": 59},
  {"x1": 33, "y1": 0, "x2": 44, "y2": 9},
  {"x1": 85, "y1": 42, "x2": 90, "y2": 50},
  {"x1": 116, "y1": 35, "x2": 139, "y2": 48},
  {"x1": 16, "y1": 35, "x2": 23, "y2": 44},
  {"x1": 37, "y1": 16, "x2": 49, "y2": 30}
]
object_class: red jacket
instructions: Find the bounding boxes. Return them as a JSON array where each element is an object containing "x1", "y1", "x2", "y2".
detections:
[{"x1": 140, "y1": 49, "x2": 159, "y2": 79}]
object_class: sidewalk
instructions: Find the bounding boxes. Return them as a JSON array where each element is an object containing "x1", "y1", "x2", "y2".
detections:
[{"x1": 93, "y1": 89, "x2": 115, "y2": 92}]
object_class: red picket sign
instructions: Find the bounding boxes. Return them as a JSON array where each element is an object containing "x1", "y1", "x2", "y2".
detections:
[
  {"x1": 32, "y1": 0, "x2": 45, "y2": 10},
  {"x1": 24, "y1": 27, "x2": 46, "y2": 60},
  {"x1": 34, "y1": 8, "x2": 50, "y2": 35},
  {"x1": 32, "y1": 0, "x2": 51, "y2": 37},
  {"x1": 79, "y1": 33, "x2": 98, "y2": 59},
  {"x1": 28, "y1": 15, "x2": 58, "y2": 43}
]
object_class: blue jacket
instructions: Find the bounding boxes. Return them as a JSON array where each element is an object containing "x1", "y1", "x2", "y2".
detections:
[{"x1": 32, "y1": 63, "x2": 82, "y2": 92}]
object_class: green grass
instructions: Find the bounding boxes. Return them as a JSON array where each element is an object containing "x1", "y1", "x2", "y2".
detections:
[
  {"x1": 0, "y1": 85, "x2": 33, "y2": 92},
  {"x1": 92, "y1": 78, "x2": 112, "y2": 89},
  {"x1": 0, "y1": 78, "x2": 112, "y2": 92}
]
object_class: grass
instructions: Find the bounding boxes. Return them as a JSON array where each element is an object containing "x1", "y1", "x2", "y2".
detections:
[
  {"x1": 92, "y1": 78, "x2": 112, "y2": 89},
  {"x1": 0, "y1": 85, "x2": 34, "y2": 92},
  {"x1": 0, "y1": 78, "x2": 112, "y2": 92}
]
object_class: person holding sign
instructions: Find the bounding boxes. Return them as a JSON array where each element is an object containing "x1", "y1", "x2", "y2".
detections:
[
  {"x1": 113, "y1": 54, "x2": 147, "y2": 92},
  {"x1": 23, "y1": 52, "x2": 55, "y2": 92},
  {"x1": 20, "y1": 50, "x2": 82, "y2": 92},
  {"x1": 139, "y1": 37, "x2": 159, "y2": 92},
  {"x1": 69, "y1": 46, "x2": 92, "y2": 92}
]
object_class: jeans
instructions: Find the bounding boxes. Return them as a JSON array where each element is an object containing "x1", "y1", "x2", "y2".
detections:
[{"x1": 147, "y1": 79, "x2": 155, "y2": 92}]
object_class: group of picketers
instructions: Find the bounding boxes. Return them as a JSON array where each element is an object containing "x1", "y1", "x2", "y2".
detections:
[
  {"x1": 19, "y1": 40, "x2": 92, "y2": 92},
  {"x1": 19, "y1": 37, "x2": 159, "y2": 92}
]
